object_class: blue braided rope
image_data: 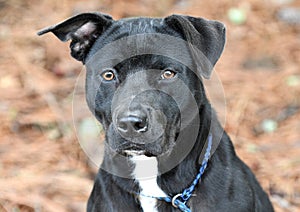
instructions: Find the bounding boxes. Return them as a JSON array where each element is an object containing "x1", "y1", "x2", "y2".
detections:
[
  {"x1": 157, "y1": 196, "x2": 191, "y2": 212},
  {"x1": 181, "y1": 133, "x2": 213, "y2": 202},
  {"x1": 139, "y1": 134, "x2": 213, "y2": 212}
]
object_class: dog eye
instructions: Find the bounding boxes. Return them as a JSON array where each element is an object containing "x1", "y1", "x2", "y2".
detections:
[
  {"x1": 161, "y1": 69, "x2": 176, "y2": 80},
  {"x1": 101, "y1": 69, "x2": 115, "y2": 81}
]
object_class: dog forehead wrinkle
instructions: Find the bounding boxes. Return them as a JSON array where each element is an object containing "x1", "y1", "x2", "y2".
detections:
[{"x1": 122, "y1": 70, "x2": 150, "y2": 90}]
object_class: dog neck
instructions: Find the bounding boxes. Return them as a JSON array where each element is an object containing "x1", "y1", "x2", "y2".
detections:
[
  {"x1": 156, "y1": 104, "x2": 215, "y2": 195},
  {"x1": 130, "y1": 155, "x2": 167, "y2": 212},
  {"x1": 130, "y1": 132, "x2": 213, "y2": 211}
]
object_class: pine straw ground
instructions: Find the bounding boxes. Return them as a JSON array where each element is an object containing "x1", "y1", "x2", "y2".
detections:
[{"x1": 0, "y1": 0, "x2": 299, "y2": 211}]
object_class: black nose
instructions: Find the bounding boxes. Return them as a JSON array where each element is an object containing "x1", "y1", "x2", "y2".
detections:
[{"x1": 117, "y1": 115, "x2": 148, "y2": 135}]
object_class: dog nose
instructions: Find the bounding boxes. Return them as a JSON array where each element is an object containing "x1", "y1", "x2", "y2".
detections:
[{"x1": 117, "y1": 115, "x2": 148, "y2": 135}]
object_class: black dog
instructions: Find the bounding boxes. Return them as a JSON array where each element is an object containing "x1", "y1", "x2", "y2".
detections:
[{"x1": 38, "y1": 13, "x2": 274, "y2": 211}]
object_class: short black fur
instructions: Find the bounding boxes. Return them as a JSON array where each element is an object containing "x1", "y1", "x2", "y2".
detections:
[{"x1": 38, "y1": 13, "x2": 274, "y2": 212}]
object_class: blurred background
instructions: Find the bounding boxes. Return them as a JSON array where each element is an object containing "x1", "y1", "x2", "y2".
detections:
[{"x1": 0, "y1": 0, "x2": 300, "y2": 211}]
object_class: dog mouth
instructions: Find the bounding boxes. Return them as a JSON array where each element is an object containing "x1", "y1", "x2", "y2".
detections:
[
  {"x1": 117, "y1": 139, "x2": 163, "y2": 157},
  {"x1": 123, "y1": 150, "x2": 145, "y2": 156},
  {"x1": 121, "y1": 148, "x2": 156, "y2": 157},
  {"x1": 107, "y1": 120, "x2": 179, "y2": 158},
  {"x1": 111, "y1": 129, "x2": 181, "y2": 159},
  {"x1": 123, "y1": 150, "x2": 155, "y2": 157}
]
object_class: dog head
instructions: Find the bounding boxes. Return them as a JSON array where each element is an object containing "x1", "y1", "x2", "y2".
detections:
[{"x1": 38, "y1": 13, "x2": 225, "y2": 159}]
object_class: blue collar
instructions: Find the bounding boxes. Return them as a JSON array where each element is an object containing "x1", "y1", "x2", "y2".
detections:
[{"x1": 140, "y1": 134, "x2": 213, "y2": 212}]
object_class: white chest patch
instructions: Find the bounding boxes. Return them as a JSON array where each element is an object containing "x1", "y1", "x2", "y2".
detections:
[{"x1": 130, "y1": 155, "x2": 167, "y2": 212}]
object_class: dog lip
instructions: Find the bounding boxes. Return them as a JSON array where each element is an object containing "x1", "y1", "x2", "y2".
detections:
[
  {"x1": 123, "y1": 150, "x2": 145, "y2": 156},
  {"x1": 122, "y1": 149, "x2": 156, "y2": 157}
]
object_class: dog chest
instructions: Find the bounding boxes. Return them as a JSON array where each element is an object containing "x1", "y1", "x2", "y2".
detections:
[{"x1": 131, "y1": 155, "x2": 167, "y2": 212}]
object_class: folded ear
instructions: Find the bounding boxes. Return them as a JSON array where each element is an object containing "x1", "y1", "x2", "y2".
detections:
[
  {"x1": 164, "y1": 14, "x2": 226, "y2": 79},
  {"x1": 37, "y1": 12, "x2": 113, "y2": 63}
]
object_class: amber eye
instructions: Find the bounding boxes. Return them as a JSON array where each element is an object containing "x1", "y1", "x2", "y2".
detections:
[
  {"x1": 101, "y1": 69, "x2": 115, "y2": 81},
  {"x1": 161, "y1": 69, "x2": 176, "y2": 79}
]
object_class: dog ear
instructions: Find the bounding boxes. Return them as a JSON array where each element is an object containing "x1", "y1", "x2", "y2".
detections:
[
  {"x1": 164, "y1": 14, "x2": 226, "y2": 79},
  {"x1": 37, "y1": 12, "x2": 113, "y2": 63}
]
